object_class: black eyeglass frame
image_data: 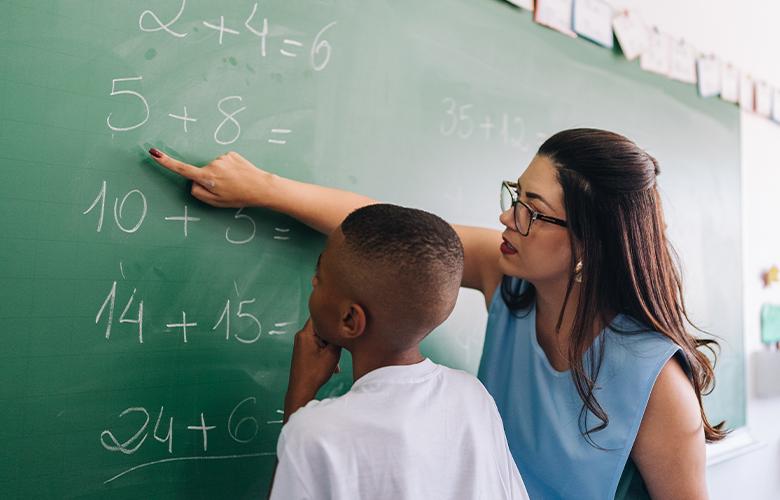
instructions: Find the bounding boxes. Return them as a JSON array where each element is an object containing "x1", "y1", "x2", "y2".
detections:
[{"x1": 501, "y1": 181, "x2": 568, "y2": 236}]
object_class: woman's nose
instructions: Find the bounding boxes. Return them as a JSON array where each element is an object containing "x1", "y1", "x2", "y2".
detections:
[{"x1": 499, "y1": 207, "x2": 515, "y2": 230}]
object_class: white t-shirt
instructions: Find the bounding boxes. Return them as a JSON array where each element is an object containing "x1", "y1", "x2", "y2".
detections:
[{"x1": 270, "y1": 358, "x2": 528, "y2": 500}]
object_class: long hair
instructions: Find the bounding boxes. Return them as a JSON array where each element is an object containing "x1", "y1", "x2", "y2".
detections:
[{"x1": 502, "y1": 128, "x2": 726, "y2": 444}]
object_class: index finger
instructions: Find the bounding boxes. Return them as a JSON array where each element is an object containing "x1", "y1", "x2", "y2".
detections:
[{"x1": 148, "y1": 148, "x2": 205, "y2": 182}]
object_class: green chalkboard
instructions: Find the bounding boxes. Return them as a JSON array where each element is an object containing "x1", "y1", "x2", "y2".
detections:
[{"x1": 0, "y1": 0, "x2": 743, "y2": 498}]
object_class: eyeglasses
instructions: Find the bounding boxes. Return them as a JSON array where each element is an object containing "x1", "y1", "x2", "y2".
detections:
[{"x1": 500, "y1": 181, "x2": 567, "y2": 236}]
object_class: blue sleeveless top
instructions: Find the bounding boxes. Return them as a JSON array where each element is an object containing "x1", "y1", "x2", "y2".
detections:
[{"x1": 478, "y1": 282, "x2": 682, "y2": 500}]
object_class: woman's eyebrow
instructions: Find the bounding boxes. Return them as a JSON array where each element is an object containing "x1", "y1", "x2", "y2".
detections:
[
  {"x1": 526, "y1": 191, "x2": 553, "y2": 209},
  {"x1": 517, "y1": 181, "x2": 555, "y2": 211}
]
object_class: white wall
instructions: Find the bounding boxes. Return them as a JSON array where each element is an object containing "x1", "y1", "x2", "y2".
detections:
[{"x1": 599, "y1": 1, "x2": 780, "y2": 498}]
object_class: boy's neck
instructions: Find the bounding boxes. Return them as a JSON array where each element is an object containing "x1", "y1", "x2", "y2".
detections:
[{"x1": 351, "y1": 346, "x2": 425, "y2": 381}]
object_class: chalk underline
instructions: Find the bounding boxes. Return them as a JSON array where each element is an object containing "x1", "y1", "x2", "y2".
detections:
[{"x1": 104, "y1": 452, "x2": 277, "y2": 484}]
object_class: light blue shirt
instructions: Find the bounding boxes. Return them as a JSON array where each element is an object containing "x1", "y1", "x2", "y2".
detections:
[{"x1": 478, "y1": 281, "x2": 682, "y2": 499}]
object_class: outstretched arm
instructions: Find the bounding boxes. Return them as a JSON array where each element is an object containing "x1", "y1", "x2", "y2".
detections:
[
  {"x1": 149, "y1": 149, "x2": 376, "y2": 235},
  {"x1": 148, "y1": 149, "x2": 504, "y2": 301}
]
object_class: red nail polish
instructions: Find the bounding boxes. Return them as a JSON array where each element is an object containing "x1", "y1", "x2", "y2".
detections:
[{"x1": 149, "y1": 148, "x2": 162, "y2": 158}]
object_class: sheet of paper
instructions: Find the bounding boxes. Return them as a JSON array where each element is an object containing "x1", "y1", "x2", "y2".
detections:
[
  {"x1": 720, "y1": 64, "x2": 740, "y2": 103},
  {"x1": 612, "y1": 11, "x2": 648, "y2": 61},
  {"x1": 640, "y1": 29, "x2": 671, "y2": 76},
  {"x1": 573, "y1": 0, "x2": 614, "y2": 48},
  {"x1": 760, "y1": 304, "x2": 780, "y2": 343},
  {"x1": 772, "y1": 89, "x2": 780, "y2": 122},
  {"x1": 669, "y1": 40, "x2": 697, "y2": 84},
  {"x1": 755, "y1": 81, "x2": 772, "y2": 117},
  {"x1": 505, "y1": 0, "x2": 534, "y2": 10},
  {"x1": 696, "y1": 56, "x2": 721, "y2": 97},
  {"x1": 534, "y1": 0, "x2": 576, "y2": 37},
  {"x1": 739, "y1": 73, "x2": 754, "y2": 111}
]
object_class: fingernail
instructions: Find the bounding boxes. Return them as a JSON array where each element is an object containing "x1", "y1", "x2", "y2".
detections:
[{"x1": 149, "y1": 148, "x2": 162, "y2": 158}]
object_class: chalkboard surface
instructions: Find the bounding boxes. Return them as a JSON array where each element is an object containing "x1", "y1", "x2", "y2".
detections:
[{"x1": 0, "y1": 0, "x2": 743, "y2": 498}]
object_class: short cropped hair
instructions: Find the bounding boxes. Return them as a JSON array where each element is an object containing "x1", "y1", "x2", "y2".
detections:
[{"x1": 338, "y1": 204, "x2": 464, "y2": 348}]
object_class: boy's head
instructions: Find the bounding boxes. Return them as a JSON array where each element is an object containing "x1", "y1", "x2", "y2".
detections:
[{"x1": 308, "y1": 204, "x2": 464, "y2": 352}]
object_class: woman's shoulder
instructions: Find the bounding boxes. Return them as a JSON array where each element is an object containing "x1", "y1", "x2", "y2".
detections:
[
  {"x1": 600, "y1": 314, "x2": 689, "y2": 377},
  {"x1": 607, "y1": 314, "x2": 679, "y2": 351},
  {"x1": 487, "y1": 277, "x2": 533, "y2": 316}
]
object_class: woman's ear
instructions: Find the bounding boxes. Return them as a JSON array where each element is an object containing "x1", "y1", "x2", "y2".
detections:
[{"x1": 340, "y1": 303, "x2": 367, "y2": 340}]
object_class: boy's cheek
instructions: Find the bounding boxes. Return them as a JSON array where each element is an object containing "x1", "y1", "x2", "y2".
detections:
[{"x1": 310, "y1": 319, "x2": 334, "y2": 346}]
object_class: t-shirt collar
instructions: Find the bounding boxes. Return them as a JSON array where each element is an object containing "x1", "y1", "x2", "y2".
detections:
[{"x1": 351, "y1": 358, "x2": 439, "y2": 389}]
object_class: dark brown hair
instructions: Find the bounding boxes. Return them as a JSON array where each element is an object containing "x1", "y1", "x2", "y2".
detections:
[{"x1": 502, "y1": 128, "x2": 726, "y2": 444}]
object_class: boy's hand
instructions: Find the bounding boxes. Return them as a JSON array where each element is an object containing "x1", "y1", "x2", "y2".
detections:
[{"x1": 283, "y1": 320, "x2": 341, "y2": 422}]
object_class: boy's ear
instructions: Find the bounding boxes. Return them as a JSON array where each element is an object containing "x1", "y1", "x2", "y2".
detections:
[{"x1": 340, "y1": 303, "x2": 366, "y2": 340}]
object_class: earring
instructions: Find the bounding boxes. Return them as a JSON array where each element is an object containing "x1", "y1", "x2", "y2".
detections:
[{"x1": 574, "y1": 261, "x2": 583, "y2": 283}]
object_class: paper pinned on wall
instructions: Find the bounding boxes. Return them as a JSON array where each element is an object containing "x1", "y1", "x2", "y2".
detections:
[
  {"x1": 755, "y1": 81, "x2": 773, "y2": 118},
  {"x1": 505, "y1": 0, "x2": 534, "y2": 10},
  {"x1": 696, "y1": 55, "x2": 721, "y2": 97},
  {"x1": 640, "y1": 28, "x2": 671, "y2": 76},
  {"x1": 739, "y1": 73, "x2": 755, "y2": 111},
  {"x1": 612, "y1": 11, "x2": 648, "y2": 61},
  {"x1": 760, "y1": 304, "x2": 780, "y2": 344},
  {"x1": 772, "y1": 89, "x2": 780, "y2": 122},
  {"x1": 534, "y1": 0, "x2": 577, "y2": 38},
  {"x1": 572, "y1": 0, "x2": 614, "y2": 48},
  {"x1": 669, "y1": 39, "x2": 697, "y2": 84},
  {"x1": 720, "y1": 64, "x2": 740, "y2": 103}
]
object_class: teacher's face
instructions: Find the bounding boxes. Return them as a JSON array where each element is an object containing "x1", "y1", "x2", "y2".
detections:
[{"x1": 498, "y1": 155, "x2": 572, "y2": 285}]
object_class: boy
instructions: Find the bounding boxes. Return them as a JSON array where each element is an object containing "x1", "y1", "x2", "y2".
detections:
[{"x1": 271, "y1": 204, "x2": 527, "y2": 499}]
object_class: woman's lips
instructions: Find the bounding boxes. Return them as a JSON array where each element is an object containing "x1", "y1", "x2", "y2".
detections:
[{"x1": 500, "y1": 238, "x2": 518, "y2": 255}]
